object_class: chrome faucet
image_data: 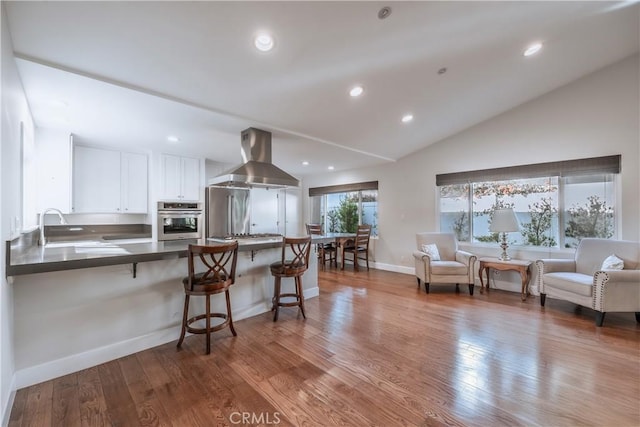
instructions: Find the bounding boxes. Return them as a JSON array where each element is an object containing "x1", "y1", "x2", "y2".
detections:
[{"x1": 39, "y1": 208, "x2": 67, "y2": 246}]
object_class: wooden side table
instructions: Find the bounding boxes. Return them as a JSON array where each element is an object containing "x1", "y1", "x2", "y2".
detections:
[{"x1": 478, "y1": 257, "x2": 532, "y2": 301}]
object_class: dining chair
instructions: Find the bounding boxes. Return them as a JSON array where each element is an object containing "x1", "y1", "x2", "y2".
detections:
[
  {"x1": 177, "y1": 241, "x2": 238, "y2": 354},
  {"x1": 270, "y1": 236, "x2": 312, "y2": 321},
  {"x1": 342, "y1": 224, "x2": 372, "y2": 271},
  {"x1": 306, "y1": 223, "x2": 337, "y2": 269}
]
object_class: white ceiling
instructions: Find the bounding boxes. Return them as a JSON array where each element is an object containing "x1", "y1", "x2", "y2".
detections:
[{"x1": 5, "y1": 1, "x2": 639, "y2": 177}]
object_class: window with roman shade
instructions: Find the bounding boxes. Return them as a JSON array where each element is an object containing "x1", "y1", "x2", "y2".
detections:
[
  {"x1": 309, "y1": 181, "x2": 379, "y2": 236},
  {"x1": 437, "y1": 155, "x2": 620, "y2": 248}
]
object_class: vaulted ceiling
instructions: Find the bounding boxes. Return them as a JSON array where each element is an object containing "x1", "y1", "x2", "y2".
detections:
[{"x1": 5, "y1": 1, "x2": 639, "y2": 176}]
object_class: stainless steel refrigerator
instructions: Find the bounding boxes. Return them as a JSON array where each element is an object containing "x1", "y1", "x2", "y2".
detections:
[{"x1": 205, "y1": 186, "x2": 250, "y2": 238}]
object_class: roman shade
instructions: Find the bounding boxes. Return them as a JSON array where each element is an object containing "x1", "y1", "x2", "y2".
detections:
[{"x1": 436, "y1": 155, "x2": 621, "y2": 186}]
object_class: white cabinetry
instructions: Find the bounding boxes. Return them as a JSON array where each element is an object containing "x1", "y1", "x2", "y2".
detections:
[
  {"x1": 36, "y1": 129, "x2": 73, "y2": 213},
  {"x1": 160, "y1": 154, "x2": 201, "y2": 201},
  {"x1": 73, "y1": 145, "x2": 148, "y2": 213},
  {"x1": 120, "y1": 152, "x2": 148, "y2": 213}
]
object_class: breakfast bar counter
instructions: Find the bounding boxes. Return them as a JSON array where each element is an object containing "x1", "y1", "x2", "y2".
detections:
[{"x1": 8, "y1": 231, "x2": 323, "y2": 389}]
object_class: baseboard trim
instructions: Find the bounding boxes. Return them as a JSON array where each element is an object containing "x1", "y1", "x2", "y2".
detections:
[
  {"x1": 15, "y1": 326, "x2": 181, "y2": 389},
  {"x1": 14, "y1": 291, "x2": 321, "y2": 390},
  {"x1": 370, "y1": 262, "x2": 414, "y2": 275},
  {"x1": 304, "y1": 286, "x2": 320, "y2": 299},
  {"x1": 1, "y1": 375, "x2": 16, "y2": 427}
]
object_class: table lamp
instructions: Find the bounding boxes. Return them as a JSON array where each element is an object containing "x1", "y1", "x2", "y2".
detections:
[{"x1": 489, "y1": 208, "x2": 519, "y2": 261}]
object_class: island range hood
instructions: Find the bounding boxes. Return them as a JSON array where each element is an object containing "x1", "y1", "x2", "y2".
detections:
[{"x1": 209, "y1": 127, "x2": 300, "y2": 188}]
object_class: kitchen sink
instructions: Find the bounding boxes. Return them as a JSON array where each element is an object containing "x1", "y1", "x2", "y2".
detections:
[
  {"x1": 44, "y1": 240, "x2": 106, "y2": 248},
  {"x1": 44, "y1": 240, "x2": 133, "y2": 255}
]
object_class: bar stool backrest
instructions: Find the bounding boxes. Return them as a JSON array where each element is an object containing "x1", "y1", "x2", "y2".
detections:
[
  {"x1": 186, "y1": 241, "x2": 239, "y2": 290},
  {"x1": 280, "y1": 236, "x2": 312, "y2": 275}
]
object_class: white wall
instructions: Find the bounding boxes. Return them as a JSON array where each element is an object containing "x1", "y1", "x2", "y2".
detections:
[
  {"x1": 1, "y1": 4, "x2": 34, "y2": 423},
  {"x1": 303, "y1": 55, "x2": 640, "y2": 282}
]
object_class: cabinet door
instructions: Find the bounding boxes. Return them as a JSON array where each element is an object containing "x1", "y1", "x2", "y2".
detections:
[
  {"x1": 161, "y1": 154, "x2": 182, "y2": 200},
  {"x1": 250, "y1": 188, "x2": 279, "y2": 234},
  {"x1": 180, "y1": 156, "x2": 201, "y2": 201},
  {"x1": 284, "y1": 188, "x2": 301, "y2": 235},
  {"x1": 73, "y1": 146, "x2": 121, "y2": 213},
  {"x1": 121, "y1": 152, "x2": 148, "y2": 213}
]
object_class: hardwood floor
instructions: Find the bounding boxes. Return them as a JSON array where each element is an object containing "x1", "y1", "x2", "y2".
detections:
[{"x1": 9, "y1": 268, "x2": 640, "y2": 426}]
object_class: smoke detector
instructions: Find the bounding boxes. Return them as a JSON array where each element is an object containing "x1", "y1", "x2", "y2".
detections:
[{"x1": 378, "y1": 6, "x2": 392, "y2": 20}]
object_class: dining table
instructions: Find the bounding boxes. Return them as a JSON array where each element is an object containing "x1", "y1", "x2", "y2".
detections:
[{"x1": 310, "y1": 232, "x2": 357, "y2": 268}]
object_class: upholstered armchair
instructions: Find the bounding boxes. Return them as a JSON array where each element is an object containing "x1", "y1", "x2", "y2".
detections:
[
  {"x1": 536, "y1": 238, "x2": 640, "y2": 326},
  {"x1": 413, "y1": 232, "x2": 477, "y2": 295}
]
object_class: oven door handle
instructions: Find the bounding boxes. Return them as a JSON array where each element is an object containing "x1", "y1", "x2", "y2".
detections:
[
  {"x1": 160, "y1": 213, "x2": 202, "y2": 219},
  {"x1": 158, "y1": 211, "x2": 202, "y2": 215},
  {"x1": 227, "y1": 195, "x2": 233, "y2": 236}
]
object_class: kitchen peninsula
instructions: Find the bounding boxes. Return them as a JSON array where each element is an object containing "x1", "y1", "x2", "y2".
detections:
[{"x1": 6, "y1": 231, "x2": 324, "y2": 389}]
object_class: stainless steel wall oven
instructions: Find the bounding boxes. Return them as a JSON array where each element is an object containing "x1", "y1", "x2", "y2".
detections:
[{"x1": 157, "y1": 201, "x2": 203, "y2": 241}]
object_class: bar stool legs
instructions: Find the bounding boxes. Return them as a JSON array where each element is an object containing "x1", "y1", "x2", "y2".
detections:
[
  {"x1": 271, "y1": 275, "x2": 306, "y2": 322},
  {"x1": 177, "y1": 290, "x2": 237, "y2": 355}
]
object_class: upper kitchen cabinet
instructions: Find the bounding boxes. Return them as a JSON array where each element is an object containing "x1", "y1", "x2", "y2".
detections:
[
  {"x1": 160, "y1": 154, "x2": 201, "y2": 201},
  {"x1": 36, "y1": 129, "x2": 73, "y2": 213},
  {"x1": 72, "y1": 145, "x2": 148, "y2": 213}
]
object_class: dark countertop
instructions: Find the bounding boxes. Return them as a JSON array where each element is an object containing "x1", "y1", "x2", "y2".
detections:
[
  {"x1": 7, "y1": 236, "x2": 282, "y2": 277},
  {"x1": 6, "y1": 229, "x2": 352, "y2": 277}
]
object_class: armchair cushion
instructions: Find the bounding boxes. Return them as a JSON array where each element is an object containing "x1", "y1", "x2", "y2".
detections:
[
  {"x1": 431, "y1": 261, "x2": 469, "y2": 276},
  {"x1": 542, "y1": 272, "x2": 593, "y2": 297}
]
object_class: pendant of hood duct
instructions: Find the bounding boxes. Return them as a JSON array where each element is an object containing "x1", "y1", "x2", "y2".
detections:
[{"x1": 209, "y1": 128, "x2": 300, "y2": 188}]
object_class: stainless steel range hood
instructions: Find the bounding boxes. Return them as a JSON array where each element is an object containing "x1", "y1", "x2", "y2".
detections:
[{"x1": 209, "y1": 127, "x2": 300, "y2": 188}]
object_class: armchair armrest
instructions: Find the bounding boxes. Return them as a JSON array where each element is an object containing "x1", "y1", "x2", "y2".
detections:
[
  {"x1": 595, "y1": 269, "x2": 640, "y2": 284},
  {"x1": 413, "y1": 250, "x2": 433, "y2": 282},
  {"x1": 455, "y1": 250, "x2": 476, "y2": 267},
  {"x1": 536, "y1": 259, "x2": 577, "y2": 294},
  {"x1": 593, "y1": 269, "x2": 640, "y2": 312},
  {"x1": 413, "y1": 250, "x2": 431, "y2": 261}
]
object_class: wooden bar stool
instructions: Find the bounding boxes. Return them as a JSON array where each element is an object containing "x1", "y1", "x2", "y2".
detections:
[
  {"x1": 177, "y1": 241, "x2": 238, "y2": 354},
  {"x1": 306, "y1": 223, "x2": 337, "y2": 269},
  {"x1": 270, "y1": 236, "x2": 312, "y2": 322}
]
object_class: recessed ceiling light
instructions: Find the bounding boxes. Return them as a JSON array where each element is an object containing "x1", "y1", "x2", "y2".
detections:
[
  {"x1": 328, "y1": 166, "x2": 335, "y2": 170},
  {"x1": 524, "y1": 43, "x2": 542, "y2": 57},
  {"x1": 254, "y1": 33, "x2": 274, "y2": 52},
  {"x1": 167, "y1": 135, "x2": 180, "y2": 143},
  {"x1": 349, "y1": 86, "x2": 364, "y2": 97},
  {"x1": 401, "y1": 114, "x2": 414, "y2": 123},
  {"x1": 302, "y1": 161, "x2": 309, "y2": 166}
]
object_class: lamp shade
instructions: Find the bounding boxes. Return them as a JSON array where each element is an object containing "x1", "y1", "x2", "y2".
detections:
[{"x1": 490, "y1": 208, "x2": 519, "y2": 233}]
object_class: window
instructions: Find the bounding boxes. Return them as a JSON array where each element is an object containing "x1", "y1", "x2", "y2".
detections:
[
  {"x1": 309, "y1": 181, "x2": 378, "y2": 236},
  {"x1": 437, "y1": 156, "x2": 620, "y2": 248}
]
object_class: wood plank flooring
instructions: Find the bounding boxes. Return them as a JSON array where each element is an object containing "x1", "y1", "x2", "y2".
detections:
[{"x1": 9, "y1": 268, "x2": 640, "y2": 426}]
